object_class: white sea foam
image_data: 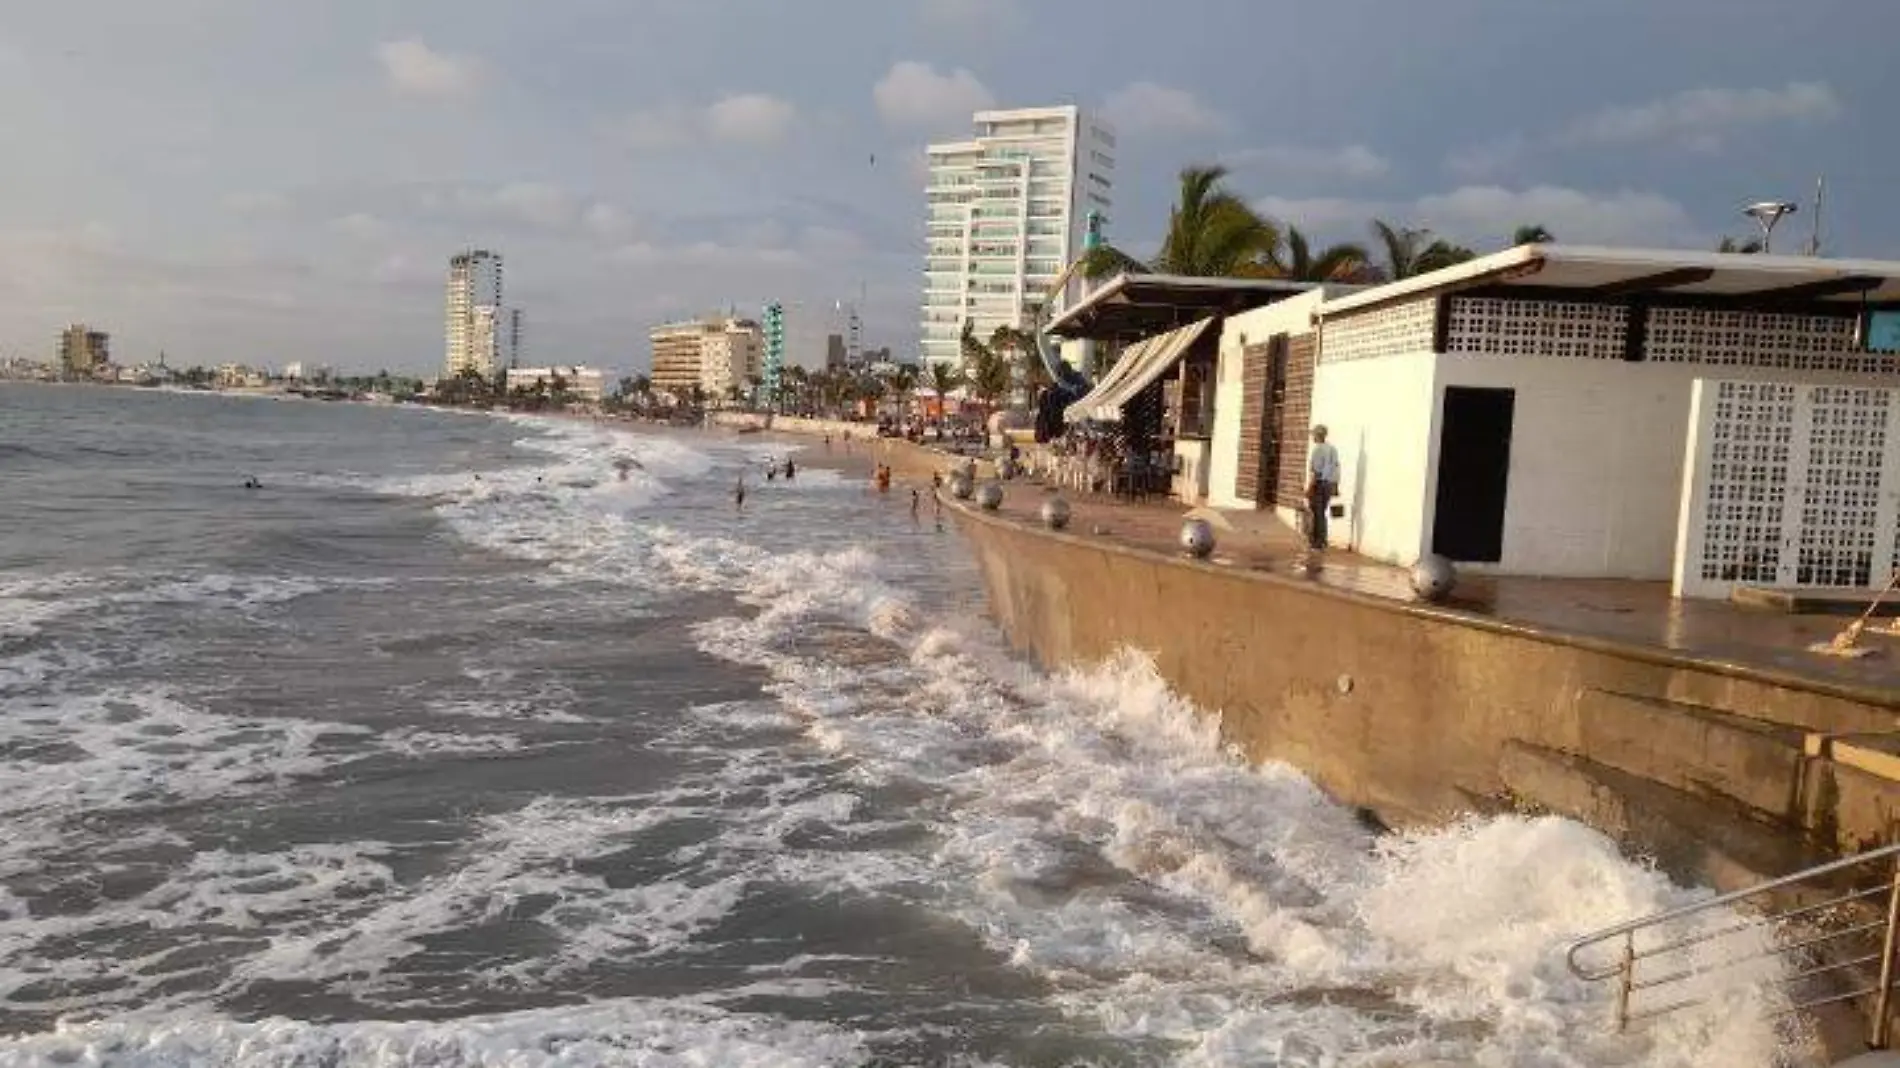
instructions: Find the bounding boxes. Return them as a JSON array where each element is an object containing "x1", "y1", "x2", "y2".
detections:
[
  {"x1": 0, "y1": 997, "x2": 871, "y2": 1067},
  {"x1": 591, "y1": 490, "x2": 1796, "y2": 1064}
]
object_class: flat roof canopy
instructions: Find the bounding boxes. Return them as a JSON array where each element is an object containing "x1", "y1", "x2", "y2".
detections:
[
  {"x1": 1046, "y1": 274, "x2": 1335, "y2": 341},
  {"x1": 1319, "y1": 244, "x2": 1900, "y2": 316}
]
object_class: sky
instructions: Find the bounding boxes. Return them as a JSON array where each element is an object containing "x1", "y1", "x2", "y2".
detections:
[{"x1": 1, "y1": 0, "x2": 1896, "y2": 377}]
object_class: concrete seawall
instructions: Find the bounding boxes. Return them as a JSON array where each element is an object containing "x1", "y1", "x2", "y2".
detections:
[{"x1": 946, "y1": 494, "x2": 1900, "y2": 892}]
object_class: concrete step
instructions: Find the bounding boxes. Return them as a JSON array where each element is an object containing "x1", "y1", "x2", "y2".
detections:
[
  {"x1": 1576, "y1": 688, "x2": 1811, "y2": 824},
  {"x1": 1803, "y1": 732, "x2": 1900, "y2": 854},
  {"x1": 1500, "y1": 740, "x2": 1831, "y2": 895},
  {"x1": 1499, "y1": 742, "x2": 1879, "y2": 1063}
]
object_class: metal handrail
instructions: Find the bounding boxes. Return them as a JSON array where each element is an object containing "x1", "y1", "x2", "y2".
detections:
[{"x1": 1564, "y1": 842, "x2": 1900, "y2": 1045}]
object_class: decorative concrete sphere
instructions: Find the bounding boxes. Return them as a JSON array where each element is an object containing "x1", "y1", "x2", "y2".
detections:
[
  {"x1": 1040, "y1": 496, "x2": 1071, "y2": 530},
  {"x1": 976, "y1": 480, "x2": 1004, "y2": 511},
  {"x1": 1179, "y1": 517, "x2": 1216, "y2": 558},
  {"x1": 950, "y1": 473, "x2": 975, "y2": 500},
  {"x1": 1411, "y1": 554, "x2": 1458, "y2": 602}
]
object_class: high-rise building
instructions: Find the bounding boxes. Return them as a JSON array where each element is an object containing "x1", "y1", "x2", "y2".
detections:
[
  {"x1": 57, "y1": 324, "x2": 110, "y2": 377},
  {"x1": 699, "y1": 321, "x2": 763, "y2": 404},
  {"x1": 825, "y1": 333, "x2": 847, "y2": 370},
  {"x1": 919, "y1": 105, "x2": 1114, "y2": 368},
  {"x1": 444, "y1": 249, "x2": 516, "y2": 378},
  {"x1": 647, "y1": 316, "x2": 763, "y2": 403}
]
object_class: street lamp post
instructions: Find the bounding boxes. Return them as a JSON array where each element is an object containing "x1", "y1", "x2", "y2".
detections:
[{"x1": 1743, "y1": 201, "x2": 1799, "y2": 254}]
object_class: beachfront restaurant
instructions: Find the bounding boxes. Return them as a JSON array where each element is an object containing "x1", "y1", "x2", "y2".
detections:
[
  {"x1": 1210, "y1": 243, "x2": 1900, "y2": 598},
  {"x1": 1046, "y1": 274, "x2": 1330, "y2": 502}
]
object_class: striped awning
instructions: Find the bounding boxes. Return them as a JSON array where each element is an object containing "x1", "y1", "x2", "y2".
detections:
[{"x1": 1063, "y1": 317, "x2": 1215, "y2": 423}]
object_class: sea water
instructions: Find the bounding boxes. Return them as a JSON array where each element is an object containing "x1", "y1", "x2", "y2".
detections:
[{"x1": 0, "y1": 384, "x2": 1792, "y2": 1066}]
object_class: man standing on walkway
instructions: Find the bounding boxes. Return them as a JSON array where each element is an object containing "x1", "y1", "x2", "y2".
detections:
[{"x1": 1307, "y1": 425, "x2": 1340, "y2": 551}]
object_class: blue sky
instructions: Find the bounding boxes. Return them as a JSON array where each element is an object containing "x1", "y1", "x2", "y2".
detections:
[{"x1": 0, "y1": 0, "x2": 1894, "y2": 376}]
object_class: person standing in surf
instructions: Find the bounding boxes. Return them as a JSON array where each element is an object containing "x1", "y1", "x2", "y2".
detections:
[{"x1": 734, "y1": 474, "x2": 747, "y2": 513}]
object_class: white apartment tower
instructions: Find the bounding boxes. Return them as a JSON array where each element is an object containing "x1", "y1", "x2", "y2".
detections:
[
  {"x1": 444, "y1": 249, "x2": 517, "y2": 378},
  {"x1": 920, "y1": 106, "x2": 1115, "y2": 367}
]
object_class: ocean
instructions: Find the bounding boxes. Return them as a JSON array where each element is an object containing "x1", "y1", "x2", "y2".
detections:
[{"x1": 0, "y1": 384, "x2": 1785, "y2": 1066}]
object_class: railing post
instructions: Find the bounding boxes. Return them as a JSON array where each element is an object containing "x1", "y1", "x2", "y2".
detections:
[
  {"x1": 1616, "y1": 932, "x2": 1635, "y2": 1032},
  {"x1": 1872, "y1": 854, "x2": 1900, "y2": 1049}
]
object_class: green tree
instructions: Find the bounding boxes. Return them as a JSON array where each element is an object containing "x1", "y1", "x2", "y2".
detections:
[
  {"x1": 1512, "y1": 224, "x2": 1555, "y2": 245},
  {"x1": 1369, "y1": 220, "x2": 1477, "y2": 280},
  {"x1": 1717, "y1": 235, "x2": 1765, "y2": 254},
  {"x1": 889, "y1": 364, "x2": 919, "y2": 420},
  {"x1": 1081, "y1": 165, "x2": 1278, "y2": 279},
  {"x1": 927, "y1": 361, "x2": 958, "y2": 419},
  {"x1": 1258, "y1": 226, "x2": 1368, "y2": 282}
]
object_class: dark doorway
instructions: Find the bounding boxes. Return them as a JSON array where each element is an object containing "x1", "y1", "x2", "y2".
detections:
[{"x1": 1430, "y1": 387, "x2": 1515, "y2": 562}]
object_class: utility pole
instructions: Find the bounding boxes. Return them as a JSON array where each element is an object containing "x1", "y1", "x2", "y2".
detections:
[{"x1": 1808, "y1": 175, "x2": 1826, "y2": 257}]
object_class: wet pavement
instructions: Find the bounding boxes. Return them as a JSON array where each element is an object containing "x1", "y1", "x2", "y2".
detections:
[{"x1": 955, "y1": 473, "x2": 1900, "y2": 702}]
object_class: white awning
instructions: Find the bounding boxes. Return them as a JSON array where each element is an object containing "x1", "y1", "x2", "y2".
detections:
[{"x1": 1064, "y1": 317, "x2": 1215, "y2": 423}]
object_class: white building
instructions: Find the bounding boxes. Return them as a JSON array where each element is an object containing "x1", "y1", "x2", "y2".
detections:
[
  {"x1": 648, "y1": 316, "x2": 761, "y2": 404},
  {"x1": 282, "y1": 361, "x2": 305, "y2": 381},
  {"x1": 1190, "y1": 244, "x2": 1900, "y2": 598},
  {"x1": 920, "y1": 106, "x2": 1115, "y2": 368},
  {"x1": 506, "y1": 365, "x2": 604, "y2": 403},
  {"x1": 700, "y1": 321, "x2": 763, "y2": 403},
  {"x1": 444, "y1": 249, "x2": 520, "y2": 378}
]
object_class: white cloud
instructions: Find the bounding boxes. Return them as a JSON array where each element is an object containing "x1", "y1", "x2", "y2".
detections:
[
  {"x1": 1254, "y1": 195, "x2": 1388, "y2": 234},
  {"x1": 1100, "y1": 82, "x2": 1225, "y2": 137},
  {"x1": 582, "y1": 203, "x2": 634, "y2": 240},
  {"x1": 918, "y1": 0, "x2": 1024, "y2": 32},
  {"x1": 1255, "y1": 185, "x2": 1705, "y2": 250},
  {"x1": 1442, "y1": 136, "x2": 1529, "y2": 180},
  {"x1": 369, "y1": 253, "x2": 436, "y2": 287},
  {"x1": 609, "y1": 241, "x2": 804, "y2": 269},
  {"x1": 1560, "y1": 81, "x2": 1840, "y2": 151},
  {"x1": 1444, "y1": 82, "x2": 1842, "y2": 178},
  {"x1": 609, "y1": 105, "x2": 693, "y2": 150},
  {"x1": 224, "y1": 191, "x2": 289, "y2": 215},
  {"x1": 873, "y1": 61, "x2": 994, "y2": 130},
  {"x1": 328, "y1": 213, "x2": 385, "y2": 240},
  {"x1": 482, "y1": 182, "x2": 574, "y2": 228},
  {"x1": 608, "y1": 95, "x2": 797, "y2": 150},
  {"x1": 707, "y1": 93, "x2": 797, "y2": 145},
  {"x1": 1417, "y1": 185, "x2": 1703, "y2": 247},
  {"x1": 376, "y1": 40, "x2": 482, "y2": 100},
  {"x1": 1230, "y1": 144, "x2": 1389, "y2": 181}
]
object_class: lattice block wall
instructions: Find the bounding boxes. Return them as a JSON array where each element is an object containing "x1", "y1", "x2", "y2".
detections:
[
  {"x1": 1675, "y1": 378, "x2": 1900, "y2": 598},
  {"x1": 1443, "y1": 297, "x2": 1628, "y2": 360},
  {"x1": 1320, "y1": 299, "x2": 1436, "y2": 362},
  {"x1": 1647, "y1": 308, "x2": 1897, "y2": 374}
]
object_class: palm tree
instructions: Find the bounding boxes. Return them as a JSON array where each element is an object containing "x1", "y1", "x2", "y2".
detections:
[
  {"x1": 967, "y1": 346, "x2": 1011, "y2": 415},
  {"x1": 1511, "y1": 224, "x2": 1555, "y2": 246},
  {"x1": 1369, "y1": 219, "x2": 1477, "y2": 280},
  {"x1": 1257, "y1": 226, "x2": 1368, "y2": 282},
  {"x1": 1717, "y1": 235, "x2": 1765, "y2": 254},
  {"x1": 890, "y1": 364, "x2": 919, "y2": 420},
  {"x1": 926, "y1": 361, "x2": 958, "y2": 424},
  {"x1": 1081, "y1": 165, "x2": 1278, "y2": 279}
]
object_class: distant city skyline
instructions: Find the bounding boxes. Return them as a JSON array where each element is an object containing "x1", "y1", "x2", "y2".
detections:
[{"x1": 0, "y1": 1, "x2": 1895, "y2": 374}]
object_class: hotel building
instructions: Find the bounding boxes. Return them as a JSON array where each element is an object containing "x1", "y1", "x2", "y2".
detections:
[
  {"x1": 444, "y1": 250, "x2": 520, "y2": 378},
  {"x1": 57, "y1": 324, "x2": 110, "y2": 377},
  {"x1": 648, "y1": 316, "x2": 763, "y2": 404},
  {"x1": 919, "y1": 106, "x2": 1115, "y2": 368}
]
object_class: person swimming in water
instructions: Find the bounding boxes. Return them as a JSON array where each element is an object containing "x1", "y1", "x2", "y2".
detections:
[
  {"x1": 242, "y1": 476, "x2": 261, "y2": 490},
  {"x1": 783, "y1": 458, "x2": 796, "y2": 481},
  {"x1": 734, "y1": 474, "x2": 747, "y2": 512}
]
